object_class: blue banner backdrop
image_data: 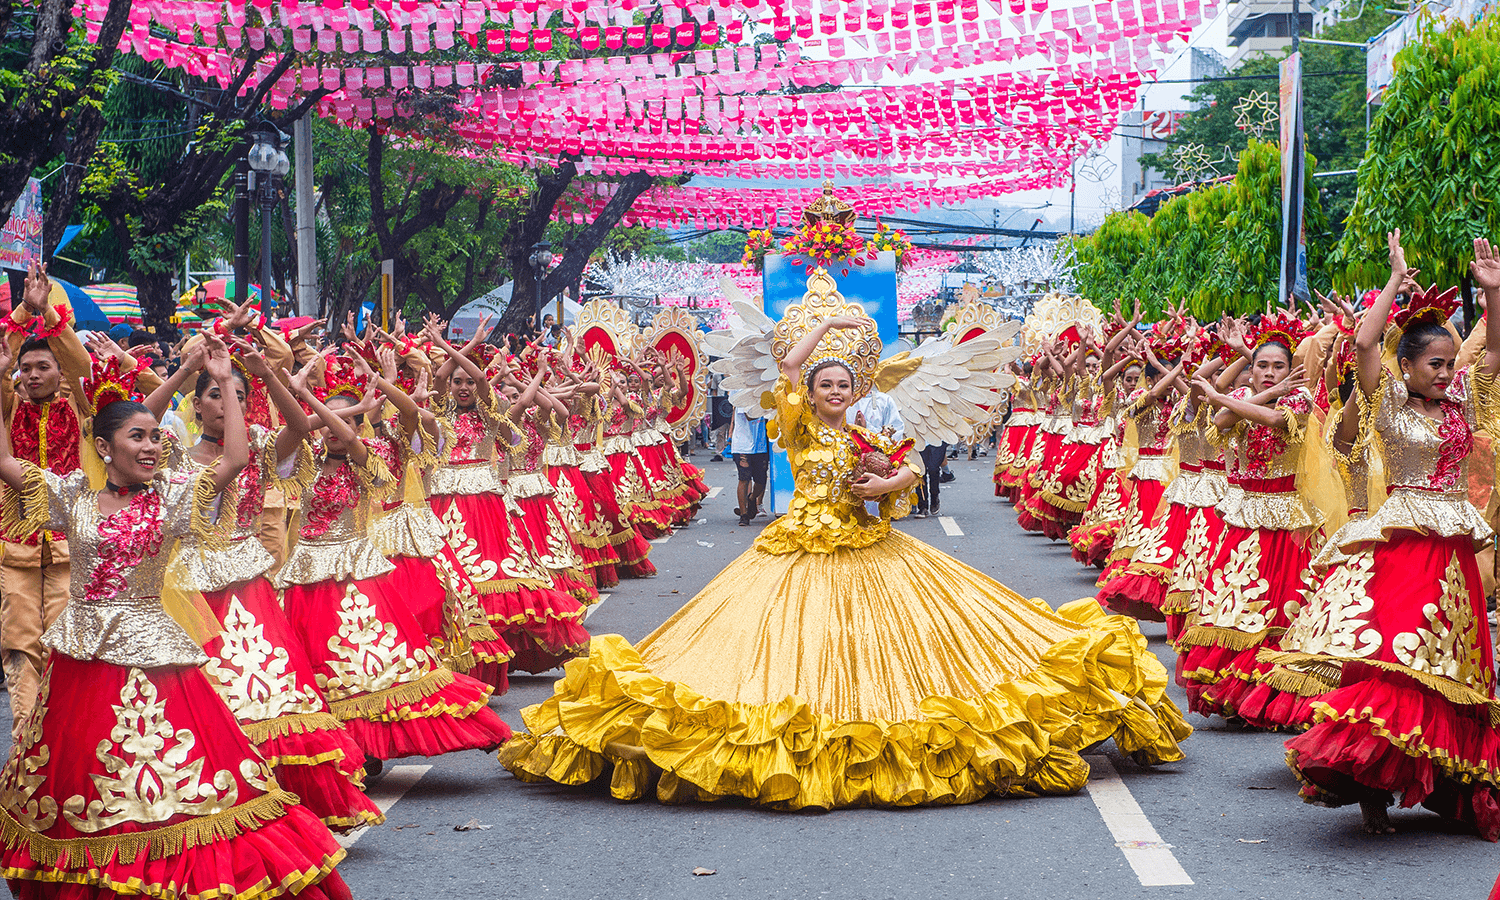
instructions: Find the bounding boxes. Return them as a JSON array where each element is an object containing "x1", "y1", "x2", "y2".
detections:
[{"x1": 761, "y1": 250, "x2": 899, "y2": 515}]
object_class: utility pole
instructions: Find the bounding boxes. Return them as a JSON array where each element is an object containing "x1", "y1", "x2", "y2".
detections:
[
  {"x1": 294, "y1": 115, "x2": 318, "y2": 316},
  {"x1": 233, "y1": 155, "x2": 249, "y2": 309}
]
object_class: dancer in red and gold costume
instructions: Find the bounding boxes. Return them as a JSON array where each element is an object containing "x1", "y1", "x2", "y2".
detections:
[
  {"x1": 275, "y1": 355, "x2": 512, "y2": 762},
  {"x1": 1280, "y1": 232, "x2": 1500, "y2": 839},
  {"x1": 994, "y1": 358, "x2": 1039, "y2": 501},
  {"x1": 0, "y1": 333, "x2": 352, "y2": 900},
  {"x1": 1174, "y1": 311, "x2": 1323, "y2": 721},
  {"x1": 146, "y1": 333, "x2": 382, "y2": 833},
  {"x1": 1096, "y1": 322, "x2": 1190, "y2": 615},
  {"x1": 423, "y1": 321, "x2": 590, "y2": 675}
]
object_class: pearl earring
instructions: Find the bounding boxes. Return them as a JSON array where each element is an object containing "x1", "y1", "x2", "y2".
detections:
[
  {"x1": 1402, "y1": 372, "x2": 1410, "y2": 381},
  {"x1": 102, "y1": 454, "x2": 112, "y2": 464}
]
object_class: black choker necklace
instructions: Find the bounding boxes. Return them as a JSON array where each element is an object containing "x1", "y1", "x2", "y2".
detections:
[
  {"x1": 105, "y1": 480, "x2": 148, "y2": 497},
  {"x1": 199, "y1": 433, "x2": 224, "y2": 446},
  {"x1": 326, "y1": 452, "x2": 348, "y2": 461}
]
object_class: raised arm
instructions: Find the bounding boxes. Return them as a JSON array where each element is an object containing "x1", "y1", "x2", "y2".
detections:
[
  {"x1": 235, "y1": 339, "x2": 313, "y2": 459},
  {"x1": 287, "y1": 365, "x2": 370, "y2": 467},
  {"x1": 1356, "y1": 230, "x2": 1410, "y2": 396},
  {"x1": 780, "y1": 315, "x2": 870, "y2": 383},
  {"x1": 1470, "y1": 237, "x2": 1500, "y2": 378},
  {"x1": 202, "y1": 336, "x2": 250, "y2": 493},
  {"x1": 143, "y1": 343, "x2": 205, "y2": 420}
]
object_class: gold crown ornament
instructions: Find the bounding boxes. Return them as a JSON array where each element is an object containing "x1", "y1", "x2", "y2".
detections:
[{"x1": 769, "y1": 268, "x2": 881, "y2": 401}]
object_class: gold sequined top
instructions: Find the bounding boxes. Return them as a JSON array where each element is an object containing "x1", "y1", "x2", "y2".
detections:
[
  {"x1": 172, "y1": 425, "x2": 312, "y2": 592},
  {"x1": 371, "y1": 418, "x2": 448, "y2": 560},
  {"x1": 273, "y1": 444, "x2": 398, "y2": 588},
  {"x1": 1063, "y1": 375, "x2": 1116, "y2": 444},
  {"x1": 1161, "y1": 400, "x2": 1228, "y2": 510},
  {"x1": 427, "y1": 395, "x2": 514, "y2": 497},
  {"x1": 756, "y1": 376, "x2": 919, "y2": 555},
  {"x1": 1212, "y1": 387, "x2": 1321, "y2": 532},
  {"x1": 4, "y1": 463, "x2": 217, "y2": 667},
  {"x1": 1337, "y1": 368, "x2": 1496, "y2": 549}
]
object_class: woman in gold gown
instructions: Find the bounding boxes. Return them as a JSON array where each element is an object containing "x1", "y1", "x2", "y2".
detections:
[{"x1": 501, "y1": 311, "x2": 1191, "y2": 810}]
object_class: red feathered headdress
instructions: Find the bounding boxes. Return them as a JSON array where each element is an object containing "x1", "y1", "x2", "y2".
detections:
[
  {"x1": 1251, "y1": 310, "x2": 1311, "y2": 353},
  {"x1": 84, "y1": 355, "x2": 147, "y2": 413}
]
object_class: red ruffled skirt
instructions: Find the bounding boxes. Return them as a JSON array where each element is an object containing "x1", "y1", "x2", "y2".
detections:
[
  {"x1": 1028, "y1": 438, "x2": 1103, "y2": 540},
  {"x1": 387, "y1": 551, "x2": 515, "y2": 690},
  {"x1": 1175, "y1": 519, "x2": 1315, "y2": 719},
  {"x1": 577, "y1": 456, "x2": 656, "y2": 578},
  {"x1": 547, "y1": 462, "x2": 623, "y2": 589},
  {"x1": 201, "y1": 577, "x2": 383, "y2": 832},
  {"x1": 664, "y1": 440, "x2": 709, "y2": 508},
  {"x1": 609, "y1": 447, "x2": 673, "y2": 539},
  {"x1": 995, "y1": 419, "x2": 1036, "y2": 499},
  {"x1": 0, "y1": 655, "x2": 352, "y2": 900},
  {"x1": 1070, "y1": 465, "x2": 1131, "y2": 569},
  {"x1": 512, "y1": 489, "x2": 599, "y2": 605},
  {"x1": 1282, "y1": 530, "x2": 1500, "y2": 837},
  {"x1": 430, "y1": 491, "x2": 591, "y2": 676},
  {"x1": 1096, "y1": 477, "x2": 1173, "y2": 620},
  {"x1": 281, "y1": 573, "x2": 513, "y2": 760},
  {"x1": 1160, "y1": 498, "x2": 1228, "y2": 644},
  {"x1": 635, "y1": 441, "x2": 693, "y2": 525}
]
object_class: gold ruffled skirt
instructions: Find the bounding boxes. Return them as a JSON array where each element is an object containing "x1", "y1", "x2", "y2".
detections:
[{"x1": 500, "y1": 528, "x2": 1191, "y2": 809}]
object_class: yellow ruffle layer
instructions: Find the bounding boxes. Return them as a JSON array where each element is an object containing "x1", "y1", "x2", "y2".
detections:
[{"x1": 499, "y1": 600, "x2": 1190, "y2": 810}]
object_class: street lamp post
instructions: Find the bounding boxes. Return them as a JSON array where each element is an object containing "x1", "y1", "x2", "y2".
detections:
[
  {"x1": 247, "y1": 128, "x2": 290, "y2": 316},
  {"x1": 528, "y1": 241, "x2": 554, "y2": 330}
]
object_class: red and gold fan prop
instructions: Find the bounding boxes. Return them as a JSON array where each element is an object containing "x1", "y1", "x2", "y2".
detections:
[
  {"x1": 573, "y1": 298, "x2": 638, "y2": 363},
  {"x1": 642, "y1": 307, "x2": 707, "y2": 443}
]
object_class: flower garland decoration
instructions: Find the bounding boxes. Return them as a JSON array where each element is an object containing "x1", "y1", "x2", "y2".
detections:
[
  {"x1": 741, "y1": 228, "x2": 778, "y2": 273},
  {"x1": 780, "y1": 219, "x2": 868, "y2": 276},
  {"x1": 866, "y1": 221, "x2": 915, "y2": 270}
]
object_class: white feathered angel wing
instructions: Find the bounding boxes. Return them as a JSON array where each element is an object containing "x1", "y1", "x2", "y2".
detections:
[
  {"x1": 883, "y1": 321, "x2": 1022, "y2": 449},
  {"x1": 705, "y1": 283, "x2": 778, "y2": 419}
]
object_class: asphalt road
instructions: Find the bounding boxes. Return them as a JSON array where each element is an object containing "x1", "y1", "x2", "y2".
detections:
[{"x1": 9, "y1": 456, "x2": 1497, "y2": 899}]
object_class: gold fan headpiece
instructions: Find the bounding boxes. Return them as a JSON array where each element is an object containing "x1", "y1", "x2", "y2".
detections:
[{"x1": 769, "y1": 268, "x2": 881, "y2": 401}]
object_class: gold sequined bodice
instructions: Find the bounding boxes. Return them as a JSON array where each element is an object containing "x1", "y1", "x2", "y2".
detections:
[
  {"x1": 756, "y1": 377, "x2": 918, "y2": 555},
  {"x1": 21, "y1": 465, "x2": 213, "y2": 667},
  {"x1": 1374, "y1": 370, "x2": 1486, "y2": 493}
]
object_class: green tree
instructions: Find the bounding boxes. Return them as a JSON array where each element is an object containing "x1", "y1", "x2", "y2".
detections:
[
  {"x1": 1141, "y1": 5, "x2": 1394, "y2": 237},
  {"x1": 1333, "y1": 17, "x2": 1500, "y2": 307},
  {"x1": 1074, "y1": 140, "x2": 1327, "y2": 317},
  {"x1": 685, "y1": 231, "x2": 748, "y2": 263},
  {"x1": 0, "y1": 0, "x2": 133, "y2": 233}
]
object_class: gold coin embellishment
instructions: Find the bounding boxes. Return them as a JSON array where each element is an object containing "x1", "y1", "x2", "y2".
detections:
[
  {"x1": 819, "y1": 513, "x2": 837, "y2": 526},
  {"x1": 787, "y1": 393, "x2": 802, "y2": 406}
]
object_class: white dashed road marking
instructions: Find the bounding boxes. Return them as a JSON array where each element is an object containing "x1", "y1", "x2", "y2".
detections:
[
  {"x1": 1082, "y1": 755, "x2": 1193, "y2": 886},
  {"x1": 585, "y1": 592, "x2": 611, "y2": 621},
  {"x1": 939, "y1": 516, "x2": 964, "y2": 537}
]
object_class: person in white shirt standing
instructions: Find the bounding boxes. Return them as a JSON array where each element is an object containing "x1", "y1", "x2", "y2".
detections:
[
  {"x1": 847, "y1": 388, "x2": 904, "y2": 438},
  {"x1": 730, "y1": 408, "x2": 769, "y2": 526}
]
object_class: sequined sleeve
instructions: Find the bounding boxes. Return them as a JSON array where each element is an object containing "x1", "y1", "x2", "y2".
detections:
[
  {"x1": 2, "y1": 463, "x2": 86, "y2": 537},
  {"x1": 1471, "y1": 366, "x2": 1500, "y2": 439},
  {"x1": 261, "y1": 425, "x2": 316, "y2": 493},
  {"x1": 354, "y1": 436, "x2": 399, "y2": 503},
  {"x1": 1276, "y1": 389, "x2": 1313, "y2": 445},
  {"x1": 155, "y1": 465, "x2": 223, "y2": 542},
  {"x1": 770, "y1": 375, "x2": 815, "y2": 453}
]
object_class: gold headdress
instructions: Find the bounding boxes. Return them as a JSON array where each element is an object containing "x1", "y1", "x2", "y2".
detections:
[{"x1": 769, "y1": 268, "x2": 881, "y2": 401}]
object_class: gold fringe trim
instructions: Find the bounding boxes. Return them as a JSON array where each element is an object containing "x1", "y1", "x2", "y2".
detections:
[
  {"x1": 1035, "y1": 490, "x2": 1087, "y2": 514},
  {"x1": 1175, "y1": 624, "x2": 1284, "y2": 653},
  {"x1": 1159, "y1": 589, "x2": 1196, "y2": 615},
  {"x1": 1259, "y1": 664, "x2": 1339, "y2": 699},
  {"x1": 0, "y1": 788, "x2": 301, "y2": 867},
  {"x1": 258, "y1": 749, "x2": 350, "y2": 770},
  {"x1": 323, "y1": 808, "x2": 386, "y2": 832},
  {"x1": 473, "y1": 576, "x2": 553, "y2": 594},
  {"x1": 328, "y1": 666, "x2": 467, "y2": 720},
  {"x1": 2, "y1": 463, "x2": 50, "y2": 538},
  {"x1": 570, "y1": 530, "x2": 614, "y2": 550},
  {"x1": 241, "y1": 712, "x2": 345, "y2": 745},
  {"x1": 482, "y1": 601, "x2": 586, "y2": 627},
  {"x1": 1295, "y1": 654, "x2": 1500, "y2": 725}
]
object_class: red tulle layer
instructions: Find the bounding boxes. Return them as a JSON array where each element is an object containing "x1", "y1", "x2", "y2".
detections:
[
  {"x1": 263, "y1": 729, "x2": 383, "y2": 831},
  {"x1": 429, "y1": 492, "x2": 545, "y2": 591},
  {"x1": 0, "y1": 656, "x2": 351, "y2": 900},
  {"x1": 1096, "y1": 570, "x2": 1167, "y2": 623},
  {"x1": 6, "y1": 803, "x2": 352, "y2": 900},
  {"x1": 1224, "y1": 676, "x2": 1321, "y2": 732},
  {"x1": 335, "y1": 670, "x2": 512, "y2": 760},
  {"x1": 1068, "y1": 520, "x2": 1119, "y2": 569},
  {"x1": 578, "y1": 465, "x2": 655, "y2": 576},
  {"x1": 1287, "y1": 666, "x2": 1500, "y2": 840},
  {"x1": 383, "y1": 554, "x2": 451, "y2": 646}
]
